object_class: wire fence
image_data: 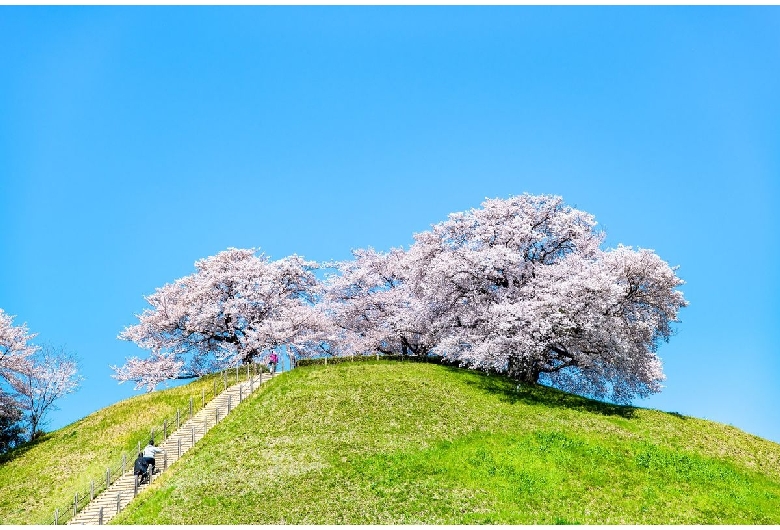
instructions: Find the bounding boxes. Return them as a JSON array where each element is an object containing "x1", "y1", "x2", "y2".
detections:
[
  {"x1": 297, "y1": 352, "x2": 452, "y2": 367},
  {"x1": 43, "y1": 362, "x2": 271, "y2": 525}
]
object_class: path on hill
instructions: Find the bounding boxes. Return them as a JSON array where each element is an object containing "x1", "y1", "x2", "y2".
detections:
[{"x1": 66, "y1": 371, "x2": 278, "y2": 525}]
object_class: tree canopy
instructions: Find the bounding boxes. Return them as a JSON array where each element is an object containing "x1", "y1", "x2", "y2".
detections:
[
  {"x1": 116, "y1": 194, "x2": 687, "y2": 402},
  {"x1": 0, "y1": 309, "x2": 81, "y2": 446},
  {"x1": 114, "y1": 249, "x2": 324, "y2": 390}
]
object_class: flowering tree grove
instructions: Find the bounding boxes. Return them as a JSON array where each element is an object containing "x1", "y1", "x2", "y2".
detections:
[
  {"x1": 117, "y1": 194, "x2": 686, "y2": 403},
  {"x1": 114, "y1": 248, "x2": 325, "y2": 390}
]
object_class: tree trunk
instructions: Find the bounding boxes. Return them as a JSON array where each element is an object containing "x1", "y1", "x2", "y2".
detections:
[
  {"x1": 507, "y1": 355, "x2": 540, "y2": 384},
  {"x1": 29, "y1": 415, "x2": 40, "y2": 441},
  {"x1": 286, "y1": 345, "x2": 295, "y2": 369}
]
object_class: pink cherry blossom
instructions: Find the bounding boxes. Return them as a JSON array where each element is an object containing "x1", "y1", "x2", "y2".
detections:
[
  {"x1": 324, "y1": 194, "x2": 687, "y2": 402},
  {"x1": 114, "y1": 248, "x2": 326, "y2": 390},
  {"x1": 116, "y1": 195, "x2": 687, "y2": 403},
  {"x1": 0, "y1": 309, "x2": 37, "y2": 375},
  {"x1": 5, "y1": 345, "x2": 82, "y2": 438},
  {"x1": 1, "y1": 310, "x2": 82, "y2": 441}
]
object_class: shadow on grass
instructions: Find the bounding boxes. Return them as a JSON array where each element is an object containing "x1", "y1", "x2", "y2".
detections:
[
  {"x1": 299, "y1": 358, "x2": 639, "y2": 419},
  {"x1": 443, "y1": 366, "x2": 636, "y2": 419},
  {"x1": 0, "y1": 431, "x2": 54, "y2": 464}
]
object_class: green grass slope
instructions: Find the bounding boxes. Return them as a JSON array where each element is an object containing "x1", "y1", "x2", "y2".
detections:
[
  {"x1": 0, "y1": 371, "x2": 241, "y2": 524},
  {"x1": 114, "y1": 361, "x2": 780, "y2": 524}
]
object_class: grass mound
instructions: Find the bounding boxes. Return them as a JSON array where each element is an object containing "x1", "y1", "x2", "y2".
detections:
[
  {"x1": 114, "y1": 361, "x2": 780, "y2": 524},
  {"x1": 0, "y1": 371, "x2": 238, "y2": 524}
]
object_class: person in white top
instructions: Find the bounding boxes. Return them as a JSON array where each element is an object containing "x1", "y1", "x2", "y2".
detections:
[{"x1": 142, "y1": 439, "x2": 163, "y2": 473}]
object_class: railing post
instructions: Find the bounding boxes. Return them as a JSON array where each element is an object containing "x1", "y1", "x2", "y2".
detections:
[
  {"x1": 216, "y1": 407, "x2": 219, "y2": 423},
  {"x1": 223, "y1": 370, "x2": 227, "y2": 390},
  {"x1": 134, "y1": 474, "x2": 138, "y2": 497},
  {"x1": 99, "y1": 506, "x2": 103, "y2": 525},
  {"x1": 164, "y1": 420, "x2": 167, "y2": 440},
  {"x1": 74, "y1": 492, "x2": 78, "y2": 517},
  {"x1": 116, "y1": 493, "x2": 121, "y2": 514},
  {"x1": 214, "y1": 379, "x2": 217, "y2": 398},
  {"x1": 202, "y1": 388, "x2": 205, "y2": 409},
  {"x1": 122, "y1": 453, "x2": 126, "y2": 475},
  {"x1": 235, "y1": 364, "x2": 239, "y2": 384},
  {"x1": 239, "y1": 385, "x2": 243, "y2": 402},
  {"x1": 164, "y1": 450, "x2": 167, "y2": 470},
  {"x1": 90, "y1": 480, "x2": 94, "y2": 501},
  {"x1": 228, "y1": 395, "x2": 232, "y2": 413},
  {"x1": 106, "y1": 467, "x2": 110, "y2": 488},
  {"x1": 178, "y1": 437, "x2": 182, "y2": 457},
  {"x1": 176, "y1": 409, "x2": 180, "y2": 429},
  {"x1": 189, "y1": 397, "x2": 193, "y2": 419},
  {"x1": 54, "y1": 508, "x2": 58, "y2": 525},
  {"x1": 191, "y1": 425, "x2": 195, "y2": 447},
  {"x1": 137, "y1": 441, "x2": 141, "y2": 454}
]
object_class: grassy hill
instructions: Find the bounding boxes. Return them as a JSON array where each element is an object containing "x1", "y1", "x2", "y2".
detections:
[
  {"x1": 0, "y1": 370, "x2": 244, "y2": 524},
  {"x1": 111, "y1": 361, "x2": 780, "y2": 524}
]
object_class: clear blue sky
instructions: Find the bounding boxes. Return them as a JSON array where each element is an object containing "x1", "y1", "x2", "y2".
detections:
[{"x1": 1, "y1": 7, "x2": 778, "y2": 443}]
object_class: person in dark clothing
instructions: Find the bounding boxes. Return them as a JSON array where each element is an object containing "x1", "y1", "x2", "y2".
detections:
[{"x1": 133, "y1": 452, "x2": 149, "y2": 483}]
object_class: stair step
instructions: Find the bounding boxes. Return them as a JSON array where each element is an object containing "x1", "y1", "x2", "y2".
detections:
[{"x1": 63, "y1": 372, "x2": 278, "y2": 525}]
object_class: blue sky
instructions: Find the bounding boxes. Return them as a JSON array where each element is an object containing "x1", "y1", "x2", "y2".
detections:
[{"x1": 1, "y1": 7, "x2": 778, "y2": 443}]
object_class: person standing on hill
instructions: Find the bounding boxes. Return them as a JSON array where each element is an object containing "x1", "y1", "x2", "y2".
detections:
[{"x1": 269, "y1": 352, "x2": 278, "y2": 374}]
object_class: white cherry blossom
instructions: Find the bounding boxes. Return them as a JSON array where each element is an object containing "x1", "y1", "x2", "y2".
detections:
[{"x1": 114, "y1": 248, "x2": 325, "y2": 390}]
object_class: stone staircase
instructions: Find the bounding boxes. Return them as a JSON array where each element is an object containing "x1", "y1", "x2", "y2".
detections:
[{"x1": 67, "y1": 371, "x2": 277, "y2": 525}]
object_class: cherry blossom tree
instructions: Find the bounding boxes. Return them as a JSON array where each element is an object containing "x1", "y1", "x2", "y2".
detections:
[
  {"x1": 114, "y1": 248, "x2": 325, "y2": 390},
  {"x1": 322, "y1": 247, "x2": 441, "y2": 358},
  {"x1": 408, "y1": 194, "x2": 688, "y2": 402},
  {"x1": 0, "y1": 309, "x2": 36, "y2": 444},
  {"x1": 5, "y1": 345, "x2": 82, "y2": 440},
  {"x1": 323, "y1": 194, "x2": 686, "y2": 402},
  {"x1": 1, "y1": 310, "x2": 82, "y2": 441}
]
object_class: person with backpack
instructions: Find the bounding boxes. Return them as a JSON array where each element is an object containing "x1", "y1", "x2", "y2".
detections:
[
  {"x1": 269, "y1": 352, "x2": 278, "y2": 374},
  {"x1": 133, "y1": 452, "x2": 149, "y2": 484}
]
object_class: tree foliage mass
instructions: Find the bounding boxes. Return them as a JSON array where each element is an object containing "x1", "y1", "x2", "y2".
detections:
[
  {"x1": 116, "y1": 194, "x2": 687, "y2": 403},
  {"x1": 0, "y1": 309, "x2": 82, "y2": 450}
]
